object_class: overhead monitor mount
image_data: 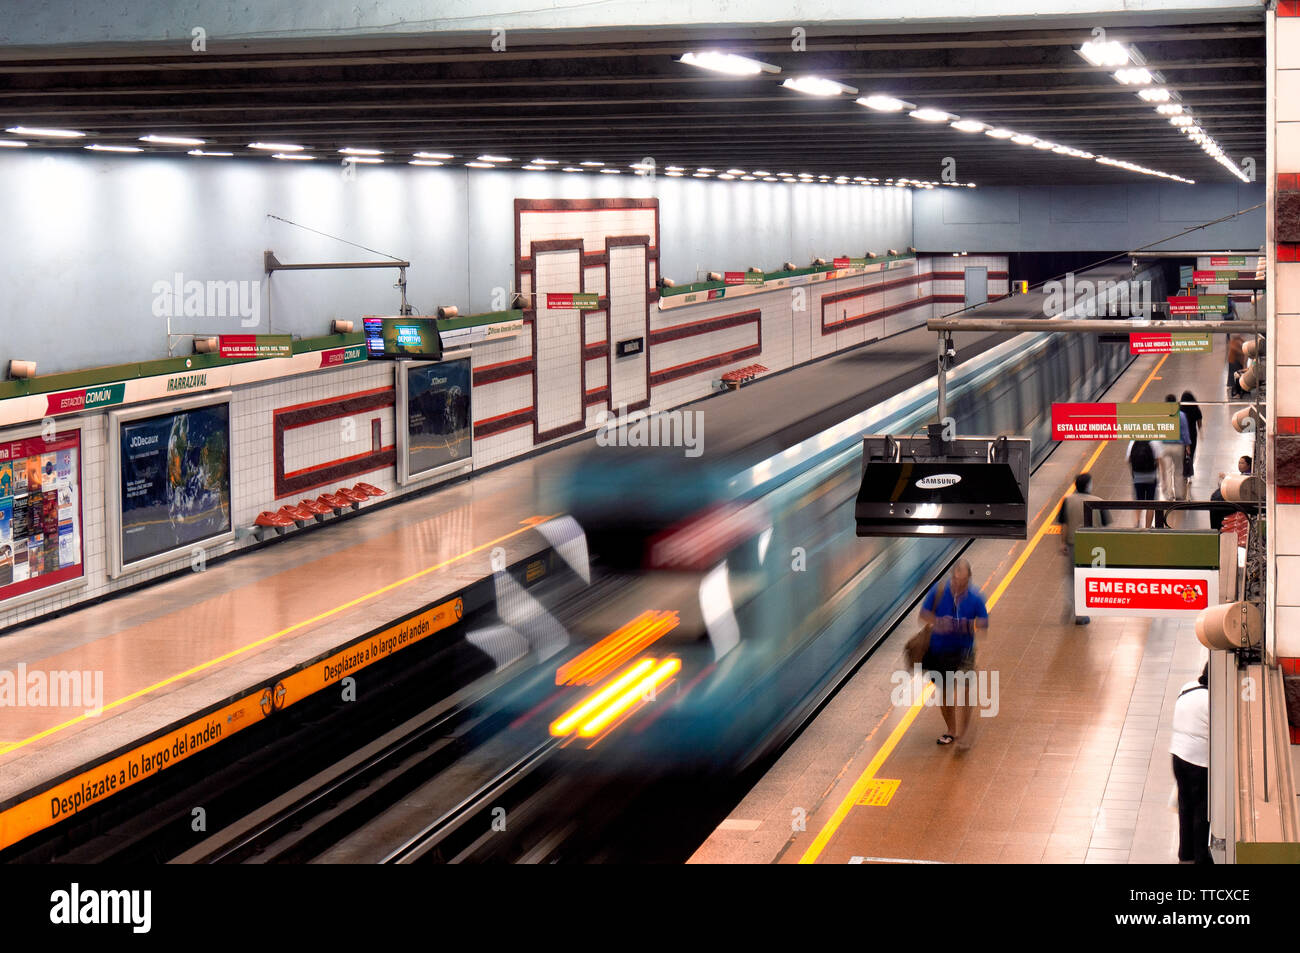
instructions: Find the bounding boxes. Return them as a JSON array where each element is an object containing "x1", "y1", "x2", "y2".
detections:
[{"x1": 855, "y1": 433, "x2": 1031, "y2": 539}]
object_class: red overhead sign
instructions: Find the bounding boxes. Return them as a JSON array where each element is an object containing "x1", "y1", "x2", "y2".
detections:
[
  {"x1": 1073, "y1": 568, "x2": 1217, "y2": 618},
  {"x1": 1051, "y1": 402, "x2": 1180, "y2": 440}
]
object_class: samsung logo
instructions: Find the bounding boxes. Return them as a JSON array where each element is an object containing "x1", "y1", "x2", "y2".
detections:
[{"x1": 916, "y1": 474, "x2": 961, "y2": 489}]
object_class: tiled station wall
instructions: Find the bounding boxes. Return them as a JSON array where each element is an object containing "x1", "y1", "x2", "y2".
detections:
[
  {"x1": 467, "y1": 197, "x2": 1006, "y2": 465},
  {"x1": 0, "y1": 360, "x2": 398, "y2": 631},
  {"x1": 0, "y1": 194, "x2": 1002, "y2": 631},
  {"x1": 1271, "y1": 3, "x2": 1300, "y2": 740}
]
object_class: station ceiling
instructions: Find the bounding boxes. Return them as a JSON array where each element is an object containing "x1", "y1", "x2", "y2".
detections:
[{"x1": 0, "y1": 20, "x2": 1266, "y2": 186}]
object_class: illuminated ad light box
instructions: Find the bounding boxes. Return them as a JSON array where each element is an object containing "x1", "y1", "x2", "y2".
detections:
[
  {"x1": 1073, "y1": 529, "x2": 1219, "y2": 619},
  {"x1": 1051, "y1": 401, "x2": 1180, "y2": 440},
  {"x1": 107, "y1": 392, "x2": 233, "y2": 578},
  {"x1": 1167, "y1": 294, "x2": 1228, "y2": 315},
  {"x1": 0, "y1": 425, "x2": 87, "y2": 606},
  {"x1": 855, "y1": 435, "x2": 1030, "y2": 539},
  {"x1": 397, "y1": 353, "x2": 473, "y2": 486},
  {"x1": 1128, "y1": 332, "x2": 1211, "y2": 355},
  {"x1": 362, "y1": 316, "x2": 443, "y2": 360},
  {"x1": 216, "y1": 334, "x2": 293, "y2": 360}
]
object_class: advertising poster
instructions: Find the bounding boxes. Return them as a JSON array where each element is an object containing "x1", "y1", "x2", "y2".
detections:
[
  {"x1": 405, "y1": 359, "x2": 472, "y2": 479},
  {"x1": 0, "y1": 430, "x2": 83, "y2": 604},
  {"x1": 118, "y1": 403, "x2": 231, "y2": 567},
  {"x1": 0, "y1": 498, "x2": 11, "y2": 587}
]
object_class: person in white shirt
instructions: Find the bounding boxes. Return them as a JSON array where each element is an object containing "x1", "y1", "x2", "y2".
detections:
[{"x1": 1170, "y1": 663, "x2": 1211, "y2": 864}]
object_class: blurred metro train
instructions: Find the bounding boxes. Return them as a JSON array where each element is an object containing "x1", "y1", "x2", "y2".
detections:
[{"x1": 497, "y1": 324, "x2": 1132, "y2": 772}]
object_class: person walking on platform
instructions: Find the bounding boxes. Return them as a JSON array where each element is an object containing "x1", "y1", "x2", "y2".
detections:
[
  {"x1": 919, "y1": 558, "x2": 988, "y2": 750},
  {"x1": 1126, "y1": 439, "x2": 1158, "y2": 528},
  {"x1": 1180, "y1": 391, "x2": 1204, "y2": 474},
  {"x1": 1171, "y1": 664, "x2": 1212, "y2": 864},
  {"x1": 1059, "y1": 473, "x2": 1108, "y2": 625},
  {"x1": 1157, "y1": 394, "x2": 1191, "y2": 520}
]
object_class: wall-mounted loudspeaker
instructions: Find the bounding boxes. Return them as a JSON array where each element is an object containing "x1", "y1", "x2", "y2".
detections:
[{"x1": 1196, "y1": 600, "x2": 1262, "y2": 650}]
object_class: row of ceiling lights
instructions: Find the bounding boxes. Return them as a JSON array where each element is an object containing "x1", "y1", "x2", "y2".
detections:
[
  {"x1": 679, "y1": 48, "x2": 1200, "y2": 185},
  {"x1": 1078, "y1": 38, "x2": 1248, "y2": 183},
  {"x1": 0, "y1": 126, "x2": 968, "y2": 188}
]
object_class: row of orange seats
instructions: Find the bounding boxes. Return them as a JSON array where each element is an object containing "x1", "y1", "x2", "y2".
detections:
[{"x1": 254, "y1": 483, "x2": 386, "y2": 532}]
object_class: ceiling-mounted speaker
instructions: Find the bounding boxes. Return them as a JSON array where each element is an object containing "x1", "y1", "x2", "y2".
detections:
[
  {"x1": 6, "y1": 359, "x2": 36, "y2": 379},
  {"x1": 194, "y1": 337, "x2": 219, "y2": 354},
  {"x1": 511, "y1": 292, "x2": 532, "y2": 309},
  {"x1": 331, "y1": 320, "x2": 354, "y2": 334},
  {"x1": 437, "y1": 305, "x2": 459, "y2": 319},
  {"x1": 707, "y1": 271, "x2": 723, "y2": 282}
]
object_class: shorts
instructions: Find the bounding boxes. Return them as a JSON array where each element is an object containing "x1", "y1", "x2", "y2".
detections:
[
  {"x1": 922, "y1": 645, "x2": 975, "y2": 675},
  {"x1": 1133, "y1": 481, "x2": 1156, "y2": 501}
]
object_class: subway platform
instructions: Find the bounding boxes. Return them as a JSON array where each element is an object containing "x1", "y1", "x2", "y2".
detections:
[{"x1": 692, "y1": 324, "x2": 1254, "y2": 864}]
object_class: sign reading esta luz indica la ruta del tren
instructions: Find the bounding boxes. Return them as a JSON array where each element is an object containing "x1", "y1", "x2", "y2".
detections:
[
  {"x1": 1072, "y1": 530, "x2": 1219, "y2": 619},
  {"x1": 1129, "y1": 332, "x2": 1212, "y2": 354},
  {"x1": 1167, "y1": 294, "x2": 1228, "y2": 314},
  {"x1": 1051, "y1": 402, "x2": 1181, "y2": 440}
]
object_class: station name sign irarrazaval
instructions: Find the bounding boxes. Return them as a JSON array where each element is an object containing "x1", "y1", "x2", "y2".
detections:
[{"x1": 1051, "y1": 402, "x2": 1181, "y2": 440}]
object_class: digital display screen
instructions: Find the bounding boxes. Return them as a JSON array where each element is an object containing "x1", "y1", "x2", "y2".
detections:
[
  {"x1": 119, "y1": 403, "x2": 232, "y2": 566},
  {"x1": 363, "y1": 317, "x2": 443, "y2": 360},
  {"x1": 405, "y1": 358, "x2": 472, "y2": 478}
]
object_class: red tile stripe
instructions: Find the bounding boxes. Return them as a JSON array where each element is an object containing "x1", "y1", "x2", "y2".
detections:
[
  {"x1": 1280, "y1": 418, "x2": 1300, "y2": 434},
  {"x1": 1281, "y1": 173, "x2": 1300, "y2": 192},
  {"x1": 1280, "y1": 243, "x2": 1300, "y2": 263},
  {"x1": 1280, "y1": 487, "x2": 1298, "y2": 504},
  {"x1": 1280, "y1": 0, "x2": 1300, "y2": 17}
]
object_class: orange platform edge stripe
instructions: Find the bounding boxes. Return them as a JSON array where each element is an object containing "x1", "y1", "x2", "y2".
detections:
[{"x1": 0, "y1": 595, "x2": 463, "y2": 853}]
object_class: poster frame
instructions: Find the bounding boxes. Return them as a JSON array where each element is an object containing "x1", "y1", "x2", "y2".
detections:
[
  {"x1": 107, "y1": 390, "x2": 235, "y2": 579},
  {"x1": 396, "y1": 350, "x2": 474, "y2": 487},
  {"x1": 0, "y1": 419, "x2": 87, "y2": 609}
]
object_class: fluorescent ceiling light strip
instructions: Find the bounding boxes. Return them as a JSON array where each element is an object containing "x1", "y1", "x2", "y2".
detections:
[
  {"x1": 857, "y1": 94, "x2": 914, "y2": 112},
  {"x1": 140, "y1": 134, "x2": 206, "y2": 146},
  {"x1": 909, "y1": 108, "x2": 953, "y2": 122},
  {"x1": 6, "y1": 126, "x2": 83, "y2": 138},
  {"x1": 678, "y1": 51, "x2": 780, "y2": 76},
  {"x1": 783, "y1": 76, "x2": 858, "y2": 96}
]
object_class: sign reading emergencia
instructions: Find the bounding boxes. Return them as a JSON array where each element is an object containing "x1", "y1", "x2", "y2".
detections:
[{"x1": 1073, "y1": 567, "x2": 1217, "y2": 619}]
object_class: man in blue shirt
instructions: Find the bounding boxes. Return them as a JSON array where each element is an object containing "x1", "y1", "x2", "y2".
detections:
[{"x1": 919, "y1": 558, "x2": 989, "y2": 749}]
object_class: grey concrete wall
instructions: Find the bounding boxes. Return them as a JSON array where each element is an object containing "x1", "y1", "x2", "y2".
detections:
[
  {"x1": 0, "y1": 152, "x2": 912, "y2": 375},
  {"x1": 0, "y1": 0, "x2": 1261, "y2": 48},
  {"x1": 912, "y1": 182, "x2": 1266, "y2": 253}
]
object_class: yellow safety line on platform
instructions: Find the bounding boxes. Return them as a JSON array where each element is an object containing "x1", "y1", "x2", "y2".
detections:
[
  {"x1": 0, "y1": 516, "x2": 556, "y2": 757},
  {"x1": 798, "y1": 354, "x2": 1168, "y2": 863}
]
